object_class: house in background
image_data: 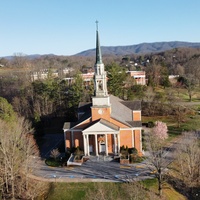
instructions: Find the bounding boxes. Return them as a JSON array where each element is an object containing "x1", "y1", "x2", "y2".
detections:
[
  {"x1": 126, "y1": 70, "x2": 146, "y2": 85},
  {"x1": 63, "y1": 26, "x2": 143, "y2": 157}
]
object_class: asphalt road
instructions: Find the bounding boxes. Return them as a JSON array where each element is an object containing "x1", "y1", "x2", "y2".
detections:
[
  {"x1": 30, "y1": 132, "x2": 185, "y2": 182},
  {"x1": 29, "y1": 156, "x2": 154, "y2": 182}
]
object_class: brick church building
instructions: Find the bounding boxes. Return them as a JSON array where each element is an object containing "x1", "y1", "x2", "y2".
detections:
[{"x1": 63, "y1": 25, "x2": 142, "y2": 156}]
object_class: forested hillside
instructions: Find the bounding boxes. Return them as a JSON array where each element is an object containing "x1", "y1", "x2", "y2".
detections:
[{"x1": 76, "y1": 41, "x2": 200, "y2": 56}]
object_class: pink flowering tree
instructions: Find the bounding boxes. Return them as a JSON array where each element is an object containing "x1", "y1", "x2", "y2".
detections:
[
  {"x1": 152, "y1": 121, "x2": 168, "y2": 140},
  {"x1": 146, "y1": 121, "x2": 169, "y2": 197}
]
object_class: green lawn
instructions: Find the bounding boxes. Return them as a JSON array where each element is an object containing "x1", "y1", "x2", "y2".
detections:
[
  {"x1": 42, "y1": 180, "x2": 186, "y2": 200},
  {"x1": 45, "y1": 182, "x2": 90, "y2": 200}
]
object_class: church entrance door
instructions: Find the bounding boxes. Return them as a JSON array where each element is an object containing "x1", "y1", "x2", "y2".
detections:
[
  {"x1": 89, "y1": 145, "x2": 93, "y2": 153},
  {"x1": 100, "y1": 142, "x2": 106, "y2": 153}
]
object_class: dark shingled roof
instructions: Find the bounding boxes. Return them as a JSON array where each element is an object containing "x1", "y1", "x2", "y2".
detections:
[
  {"x1": 78, "y1": 102, "x2": 92, "y2": 113},
  {"x1": 120, "y1": 101, "x2": 141, "y2": 110},
  {"x1": 63, "y1": 108, "x2": 92, "y2": 130},
  {"x1": 126, "y1": 121, "x2": 142, "y2": 128}
]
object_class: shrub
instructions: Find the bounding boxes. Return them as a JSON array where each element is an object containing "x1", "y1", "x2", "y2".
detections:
[
  {"x1": 148, "y1": 121, "x2": 154, "y2": 128},
  {"x1": 128, "y1": 147, "x2": 138, "y2": 155}
]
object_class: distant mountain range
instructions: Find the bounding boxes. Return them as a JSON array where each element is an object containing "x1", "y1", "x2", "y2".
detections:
[
  {"x1": 2, "y1": 41, "x2": 200, "y2": 60},
  {"x1": 76, "y1": 41, "x2": 200, "y2": 56}
]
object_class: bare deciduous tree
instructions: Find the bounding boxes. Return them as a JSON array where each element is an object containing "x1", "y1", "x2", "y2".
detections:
[
  {"x1": 174, "y1": 132, "x2": 200, "y2": 196},
  {"x1": 0, "y1": 117, "x2": 49, "y2": 199}
]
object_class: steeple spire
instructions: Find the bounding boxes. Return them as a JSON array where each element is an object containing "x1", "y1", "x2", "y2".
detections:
[
  {"x1": 93, "y1": 21, "x2": 108, "y2": 99},
  {"x1": 92, "y1": 21, "x2": 110, "y2": 107},
  {"x1": 95, "y1": 20, "x2": 103, "y2": 64}
]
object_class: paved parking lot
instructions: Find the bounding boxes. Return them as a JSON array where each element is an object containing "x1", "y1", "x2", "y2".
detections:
[{"x1": 30, "y1": 155, "x2": 153, "y2": 182}]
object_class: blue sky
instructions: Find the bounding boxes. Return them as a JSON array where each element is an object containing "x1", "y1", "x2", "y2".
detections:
[{"x1": 0, "y1": 0, "x2": 200, "y2": 57}]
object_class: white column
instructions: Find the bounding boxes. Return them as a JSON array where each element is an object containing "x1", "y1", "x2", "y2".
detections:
[
  {"x1": 64, "y1": 131, "x2": 67, "y2": 152},
  {"x1": 71, "y1": 131, "x2": 74, "y2": 148},
  {"x1": 132, "y1": 130, "x2": 135, "y2": 148},
  {"x1": 117, "y1": 133, "x2": 120, "y2": 154},
  {"x1": 105, "y1": 134, "x2": 108, "y2": 156},
  {"x1": 95, "y1": 134, "x2": 98, "y2": 156},
  {"x1": 140, "y1": 130, "x2": 142, "y2": 152},
  {"x1": 83, "y1": 135, "x2": 86, "y2": 156},
  {"x1": 86, "y1": 134, "x2": 90, "y2": 156},
  {"x1": 113, "y1": 134, "x2": 117, "y2": 154}
]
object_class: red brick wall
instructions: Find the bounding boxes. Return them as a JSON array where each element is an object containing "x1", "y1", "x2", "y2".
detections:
[
  {"x1": 65, "y1": 131, "x2": 84, "y2": 150},
  {"x1": 107, "y1": 134, "x2": 113, "y2": 153},
  {"x1": 74, "y1": 131, "x2": 84, "y2": 150},
  {"x1": 65, "y1": 131, "x2": 71, "y2": 149},
  {"x1": 120, "y1": 130, "x2": 132, "y2": 148},
  {"x1": 134, "y1": 129, "x2": 142, "y2": 155},
  {"x1": 109, "y1": 118, "x2": 130, "y2": 128},
  {"x1": 91, "y1": 107, "x2": 111, "y2": 121},
  {"x1": 133, "y1": 111, "x2": 141, "y2": 121}
]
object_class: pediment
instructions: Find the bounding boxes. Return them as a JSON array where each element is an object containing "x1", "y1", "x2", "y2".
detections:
[{"x1": 82, "y1": 119, "x2": 119, "y2": 134}]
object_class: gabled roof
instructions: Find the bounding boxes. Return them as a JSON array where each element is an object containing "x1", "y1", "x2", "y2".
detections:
[
  {"x1": 78, "y1": 102, "x2": 92, "y2": 113},
  {"x1": 63, "y1": 103, "x2": 92, "y2": 130},
  {"x1": 110, "y1": 95, "x2": 132, "y2": 126},
  {"x1": 120, "y1": 100, "x2": 141, "y2": 111},
  {"x1": 126, "y1": 121, "x2": 142, "y2": 128},
  {"x1": 83, "y1": 118, "x2": 119, "y2": 133},
  {"x1": 109, "y1": 95, "x2": 142, "y2": 127},
  {"x1": 64, "y1": 95, "x2": 141, "y2": 130}
]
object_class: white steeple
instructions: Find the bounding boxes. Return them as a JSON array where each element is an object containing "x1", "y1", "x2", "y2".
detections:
[
  {"x1": 94, "y1": 21, "x2": 108, "y2": 97},
  {"x1": 92, "y1": 21, "x2": 110, "y2": 107}
]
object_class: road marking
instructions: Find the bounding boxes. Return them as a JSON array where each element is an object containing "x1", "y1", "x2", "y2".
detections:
[
  {"x1": 65, "y1": 167, "x2": 74, "y2": 170},
  {"x1": 135, "y1": 165, "x2": 144, "y2": 169},
  {"x1": 120, "y1": 165, "x2": 131, "y2": 169}
]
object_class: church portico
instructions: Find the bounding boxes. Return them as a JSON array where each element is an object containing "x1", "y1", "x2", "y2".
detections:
[{"x1": 82, "y1": 131, "x2": 120, "y2": 156}]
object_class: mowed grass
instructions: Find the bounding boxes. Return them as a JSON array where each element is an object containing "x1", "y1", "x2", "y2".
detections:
[
  {"x1": 44, "y1": 180, "x2": 186, "y2": 200},
  {"x1": 141, "y1": 179, "x2": 186, "y2": 200},
  {"x1": 45, "y1": 182, "x2": 91, "y2": 200},
  {"x1": 143, "y1": 113, "x2": 200, "y2": 134},
  {"x1": 156, "y1": 86, "x2": 200, "y2": 102}
]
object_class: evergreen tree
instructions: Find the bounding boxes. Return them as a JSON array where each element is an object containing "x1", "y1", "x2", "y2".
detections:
[{"x1": 105, "y1": 63, "x2": 126, "y2": 98}]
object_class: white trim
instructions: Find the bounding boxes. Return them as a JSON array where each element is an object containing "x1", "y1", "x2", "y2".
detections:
[
  {"x1": 132, "y1": 130, "x2": 135, "y2": 148},
  {"x1": 105, "y1": 134, "x2": 108, "y2": 156},
  {"x1": 114, "y1": 134, "x2": 117, "y2": 154},
  {"x1": 64, "y1": 131, "x2": 67, "y2": 152},
  {"x1": 83, "y1": 131, "x2": 119, "y2": 135},
  {"x1": 86, "y1": 134, "x2": 90, "y2": 156},
  {"x1": 63, "y1": 128, "x2": 83, "y2": 132},
  {"x1": 117, "y1": 133, "x2": 120, "y2": 154},
  {"x1": 71, "y1": 131, "x2": 74, "y2": 147},
  {"x1": 120, "y1": 127, "x2": 142, "y2": 131},
  {"x1": 140, "y1": 131, "x2": 142, "y2": 152},
  {"x1": 83, "y1": 135, "x2": 86, "y2": 156},
  {"x1": 95, "y1": 134, "x2": 98, "y2": 156}
]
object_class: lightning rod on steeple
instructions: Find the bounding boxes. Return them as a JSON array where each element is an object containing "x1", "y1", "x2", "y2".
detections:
[{"x1": 95, "y1": 20, "x2": 98, "y2": 31}]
